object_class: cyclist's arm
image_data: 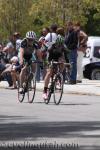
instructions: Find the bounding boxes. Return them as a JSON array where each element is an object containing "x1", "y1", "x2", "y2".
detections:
[
  {"x1": 19, "y1": 38, "x2": 26, "y2": 66},
  {"x1": 19, "y1": 47, "x2": 24, "y2": 66},
  {"x1": 33, "y1": 41, "x2": 43, "y2": 61},
  {"x1": 36, "y1": 50, "x2": 43, "y2": 61}
]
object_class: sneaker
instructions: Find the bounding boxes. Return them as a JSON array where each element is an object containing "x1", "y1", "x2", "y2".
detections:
[
  {"x1": 68, "y1": 80, "x2": 76, "y2": 85},
  {"x1": 76, "y1": 80, "x2": 82, "y2": 83},
  {"x1": 43, "y1": 92, "x2": 48, "y2": 100}
]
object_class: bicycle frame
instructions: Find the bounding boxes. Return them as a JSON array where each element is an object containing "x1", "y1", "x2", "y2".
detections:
[{"x1": 18, "y1": 60, "x2": 37, "y2": 103}]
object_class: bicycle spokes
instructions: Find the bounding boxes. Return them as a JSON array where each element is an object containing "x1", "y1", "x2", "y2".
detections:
[
  {"x1": 53, "y1": 74, "x2": 63, "y2": 105},
  {"x1": 18, "y1": 81, "x2": 25, "y2": 103},
  {"x1": 27, "y1": 73, "x2": 36, "y2": 103}
]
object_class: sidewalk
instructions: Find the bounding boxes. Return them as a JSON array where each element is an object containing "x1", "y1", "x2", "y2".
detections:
[{"x1": 0, "y1": 79, "x2": 100, "y2": 96}]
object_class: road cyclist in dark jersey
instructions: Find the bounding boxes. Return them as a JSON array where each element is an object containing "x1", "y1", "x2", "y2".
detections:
[
  {"x1": 18, "y1": 31, "x2": 42, "y2": 94},
  {"x1": 42, "y1": 25, "x2": 68, "y2": 100}
]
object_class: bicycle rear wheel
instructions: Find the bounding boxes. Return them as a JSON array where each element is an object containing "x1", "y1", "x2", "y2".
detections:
[
  {"x1": 53, "y1": 73, "x2": 64, "y2": 105},
  {"x1": 27, "y1": 73, "x2": 36, "y2": 103},
  {"x1": 17, "y1": 80, "x2": 25, "y2": 103}
]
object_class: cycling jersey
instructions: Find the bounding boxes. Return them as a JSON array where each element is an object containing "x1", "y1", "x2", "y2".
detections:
[
  {"x1": 20, "y1": 38, "x2": 39, "y2": 61},
  {"x1": 45, "y1": 33, "x2": 65, "y2": 61}
]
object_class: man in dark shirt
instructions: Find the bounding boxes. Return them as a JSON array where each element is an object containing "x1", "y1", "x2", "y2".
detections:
[{"x1": 65, "y1": 21, "x2": 78, "y2": 84}]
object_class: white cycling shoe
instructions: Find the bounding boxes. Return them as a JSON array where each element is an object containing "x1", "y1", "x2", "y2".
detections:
[
  {"x1": 43, "y1": 92, "x2": 48, "y2": 100},
  {"x1": 19, "y1": 88, "x2": 24, "y2": 94}
]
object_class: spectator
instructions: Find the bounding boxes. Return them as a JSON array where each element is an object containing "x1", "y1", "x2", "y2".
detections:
[
  {"x1": 39, "y1": 27, "x2": 50, "y2": 47},
  {"x1": 0, "y1": 43, "x2": 13, "y2": 86},
  {"x1": 65, "y1": 21, "x2": 79, "y2": 84},
  {"x1": 3, "y1": 35, "x2": 15, "y2": 61},
  {"x1": 10, "y1": 56, "x2": 19, "y2": 89},
  {"x1": 74, "y1": 22, "x2": 88, "y2": 83},
  {"x1": 38, "y1": 27, "x2": 50, "y2": 80},
  {"x1": 13, "y1": 32, "x2": 22, "y2": 54},
  {"x1": 0, "y1": 32, "x2": 22, "y2": 87}
]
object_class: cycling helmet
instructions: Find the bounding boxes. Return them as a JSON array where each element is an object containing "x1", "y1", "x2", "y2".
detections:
[{"x1": 26, "y1": 31, "x2": 36, "y2": 39}]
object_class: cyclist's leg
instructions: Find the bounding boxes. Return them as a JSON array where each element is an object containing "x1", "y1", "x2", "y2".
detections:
[
  {"x1": 36, "y1": 50, "x2": 42, "y2": 61},
  {"x1": 43, "y1": 66, "x2": 52, "y2": 99},
  {"x1": 19, "y1": 65, "x2": 27, "y2": 92},
  {"x1": 11, "y1": 70, "x2": 17, "y2": 88},
  {"x1": 31, "y1": 53, "x2": 37, "y2": 73},
  {"x1": 58, "y1": 56, "x2": 65, "y2": 73}
]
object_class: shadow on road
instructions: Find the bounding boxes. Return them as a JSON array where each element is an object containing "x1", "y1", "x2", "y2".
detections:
[
  {"x1": 0, "y1": 115, "x2": 100, "y2": 149},
  {"x1": 0, "y1": 116, "x2": 100, "y2": 141},
  {"x1": 0, "y1": 115, "x2": 100, "y2": 138}
]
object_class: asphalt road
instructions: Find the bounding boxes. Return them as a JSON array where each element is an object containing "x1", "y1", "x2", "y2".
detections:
[{"x1": 0, "y1": 89, "x2": 100, "y2": 149}]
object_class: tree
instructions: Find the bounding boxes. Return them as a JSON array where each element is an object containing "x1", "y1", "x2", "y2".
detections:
[
  {"x1": 0, "y1": 0, "x2": 100, "y2": 41},
  {"x1": 0, "y1": 0, "x2": 33, "y2": 40}
]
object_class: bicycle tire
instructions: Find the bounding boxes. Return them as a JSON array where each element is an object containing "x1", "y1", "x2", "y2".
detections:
[
  {"x1": 17, "y1": 80, "x2": 25, "y2": 103},
  {"x1": 44, "y1": 85, "x2": 52, "y2": 104},
  {"x1": 53, "y1": 73, "x2": 64, "y2": 105},
  {"x1": 27, "y1": 73, "x2": 36, "y2": 103}
]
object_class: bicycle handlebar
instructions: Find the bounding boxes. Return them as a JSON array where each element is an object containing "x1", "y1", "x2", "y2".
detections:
[{"x1": 50, "y1": 60, "x2": 71, "y2": 67}]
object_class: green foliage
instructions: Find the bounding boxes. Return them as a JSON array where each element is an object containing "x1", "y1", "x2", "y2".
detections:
[
  {"x1": 0, "y1": 0, "x2": 33, "y2": 40},
  {"x1": 0, "y1": 0, "x2": 100, "y2": 41}
]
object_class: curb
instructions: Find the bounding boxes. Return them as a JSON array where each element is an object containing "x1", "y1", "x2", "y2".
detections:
[{"x1": 0, "y1": 81, "x2": 100, "y2": 96}]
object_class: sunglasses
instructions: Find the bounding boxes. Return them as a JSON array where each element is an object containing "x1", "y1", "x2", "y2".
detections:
[{"x1": 27, "y1": 38, "x2": 34, "y2": 42}]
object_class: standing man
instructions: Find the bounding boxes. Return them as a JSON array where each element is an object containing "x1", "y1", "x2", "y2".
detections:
[
  {"x1": 74, "y1": 22, "x2": 88, "y2": 83},
  {"x1": 65, "y1": 21, "x2": 79, "y2": 84},
  {"x1": 37, "y1": 27, "x2": 50, "y2": 81}
]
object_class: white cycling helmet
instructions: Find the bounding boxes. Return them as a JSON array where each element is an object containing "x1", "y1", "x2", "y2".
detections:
[{"x1": 26, "y1": 31, "x2": 36, "y2": 39}]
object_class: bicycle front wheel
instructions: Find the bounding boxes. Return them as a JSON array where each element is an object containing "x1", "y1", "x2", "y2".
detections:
[
  {"x1": 53, "y1": 73, "x2": 64, "y2": 105},
  {"x1": 17, "y1": 80, "x2": 25, "y2": 103},
  {"x1": 27, "y1": 73, "x2": 36, "y2": 103}
]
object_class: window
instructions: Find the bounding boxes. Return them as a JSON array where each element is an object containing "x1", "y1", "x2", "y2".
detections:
[{"x1": 93, "y1": 46, "x2": 100, "y2": 58}]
